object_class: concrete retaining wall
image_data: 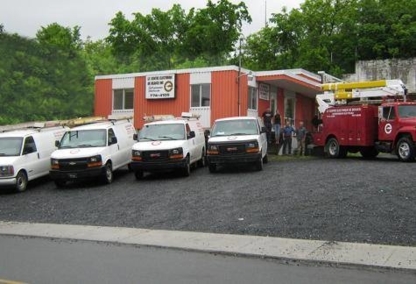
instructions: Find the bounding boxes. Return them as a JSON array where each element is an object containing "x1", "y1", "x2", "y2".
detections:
[{"x1": 343, "y1": 58, "x2": 416, "y2": 94}]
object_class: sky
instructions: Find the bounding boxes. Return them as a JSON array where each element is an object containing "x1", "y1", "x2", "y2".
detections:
[{"x1": 1, "y1": 0, "x2": 304, "y2": 40}]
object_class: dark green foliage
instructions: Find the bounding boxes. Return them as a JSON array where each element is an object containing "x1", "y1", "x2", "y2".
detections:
[
  {"x1": 0, "y1": 24, "x2": 93, "y2": 125},
  {"x1": 244, "y1": 0, "x2": 416, "y2": 75}
]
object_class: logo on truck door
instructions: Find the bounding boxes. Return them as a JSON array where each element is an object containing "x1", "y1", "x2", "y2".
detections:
[{"x1": 384, "y1": 123, "x2": 393, "y2": 134}]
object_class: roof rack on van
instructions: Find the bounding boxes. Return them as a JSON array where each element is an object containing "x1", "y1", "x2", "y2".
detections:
[
  {"x1": 108, "y1": 115, "x2": 134, "y2": 125},
  {"x1": 59, "y1": 116, "x2": 107, "y2": 127},
  {"x1": 0, "y1": 121, "x2": 66, "y2": 133},
  {"x1": 143, "y1": 114, "x2": 175, "y2": 122},
  {"x1": 179, "y1": 112, "x2": 200, "y2": 120}
]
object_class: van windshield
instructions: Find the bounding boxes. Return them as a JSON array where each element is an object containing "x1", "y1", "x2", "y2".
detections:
[
  {"x1": 0, "y1": 137, "x2": 23, "y2": 156},
  {"x1": 211, "y1": 120, "x2": 259, "y2": 137},
  {"x1": 139, "y1": 123, "x2": 185, "y2": 141},
  {"x1": 59, "y1": 129, "x2": 107, "y2": 148},
  {"x1": 398, "y1": 105, "x2": 416, "y2": 118}
]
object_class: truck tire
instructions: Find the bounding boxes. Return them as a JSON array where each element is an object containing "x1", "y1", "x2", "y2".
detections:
[
  {"x1": 360, "y1": 147, "x2": 379, "y2": 159},
  {"x1": 208, "y1": 163, "x2": 216, "y2": 173},
  {"x1": 326, "y1": 138, "x2": 341, "y2": 158},
  {"x1": 255, "y1": 156, "x2": 264, "y2": 171},
  {"x1": 396, "y1": 137, "x2": 415, "y2": 162},
  {"x1": 182, "y1": 156, "x2": 191, "y2": 177},
  {"x1": 102, "y1": 162, "x2": 113, "y2": 184},
  {"x1": 197, "y1": 149, "x2": 206, "y2": 168},
  {"x1": 15, "y1": 171, "x2": 28, "y2": 192},
  {"x1": 263, "y1": 153, "x2": 268, "y2": 164}
]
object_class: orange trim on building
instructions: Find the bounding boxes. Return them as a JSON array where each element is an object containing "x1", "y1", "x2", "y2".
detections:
[
  {"x1": 94, "y1": 79, "x2": 112, "y2": 117},
  {"x1": 211, "y1": 70, "x2": 241, "y2": 124}
]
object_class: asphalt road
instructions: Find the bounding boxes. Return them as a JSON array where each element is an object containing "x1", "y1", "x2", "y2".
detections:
[
  {"x1": 0, "y1": 154, "x2": 415, "y2": 246},
  {"x1": 1, "y1": 235, "x2": 415, "y2": 284}
]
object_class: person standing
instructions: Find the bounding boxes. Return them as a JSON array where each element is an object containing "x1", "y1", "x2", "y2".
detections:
[
  {"x1": 295, "y1": 121, "x2": 307, "y2": 156},
  {"x1": 282, "y1": 120, "x2": 295, "y2": 155},
  {"x1": 262, "y1": 107, "x2": 273, "y2": 144}
]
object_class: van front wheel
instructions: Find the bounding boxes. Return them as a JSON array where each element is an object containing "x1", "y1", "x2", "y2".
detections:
[
  {"x1": 103, "y1": 163, "x2": 113, "y2": 184},
  {"x1": 182, "y1": 157, "x2": 191, "y2": 177},
  {"x1": 15, "y1": 171, "x2": 28, "y2": 192}
]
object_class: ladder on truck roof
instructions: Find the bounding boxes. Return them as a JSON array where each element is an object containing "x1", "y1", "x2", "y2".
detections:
[
  {"x1": 316, "y1": 79, "x2": 407, "y2": 113},
  {"x1": 0, "y1": 116, "x2": 133, "y2": 132},
  {"x1": 0, "y1": 121, "x2": 65, "y2": 133}
]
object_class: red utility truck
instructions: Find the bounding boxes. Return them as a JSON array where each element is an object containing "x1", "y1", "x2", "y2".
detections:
[{"x1": 312, "y1": 79, "x2": 416, "y2": 162}]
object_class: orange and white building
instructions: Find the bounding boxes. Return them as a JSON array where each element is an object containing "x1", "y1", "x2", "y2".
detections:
[{"x1": 94, "y1": 66, "x2": 322, "y2": 130}]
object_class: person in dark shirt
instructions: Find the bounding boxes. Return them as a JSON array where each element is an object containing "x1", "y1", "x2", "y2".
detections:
[{"x1": 282, "y1": 120, "x2": 295, "y2": 155}]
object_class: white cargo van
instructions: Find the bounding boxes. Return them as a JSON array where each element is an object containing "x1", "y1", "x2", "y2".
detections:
[
  {"x1": 206, "y1": 116, "x2": 268, "y2": 172},
  {"x1": 50, "y1": 118, "x2": 136, "y2": 187},
  {"x1": 130, "y1": 113, "x2": 206, "y2": 179},
  {"x1": 0, "y1": 123, "x2": 68, "y2": 192}
]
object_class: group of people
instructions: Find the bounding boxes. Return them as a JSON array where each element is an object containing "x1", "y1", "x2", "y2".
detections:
[{"x1": 262, "y1": 108, "x2": 307, "y2": 156}]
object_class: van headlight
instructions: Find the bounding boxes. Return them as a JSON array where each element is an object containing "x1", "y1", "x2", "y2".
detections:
[
  {"x1": 207, "y1": 144, "x2": 219, "y2": 155},
  {"x1": 169, "y1": 148, "x2": 183, "y2": 159},
  {"x1": 245, "y1": 141, "x2": 259, "y2": 153},
  {"x1": 87, "y1": 155, "x2": 102, "y2": 168},
  {"x1": 0, "y1": 165, "x2": 14, "y2": 177},
  {"x1": 51, "y1": 159, "x2": 59, "y2": 170},
  {"x1": 132, "y1": 150, "x2": 142, "y2": 161}
]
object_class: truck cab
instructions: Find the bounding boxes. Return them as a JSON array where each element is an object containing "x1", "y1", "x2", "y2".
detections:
[
  {"x1": 0, "y1": 123, "x2": 68, "y2": 192},
  {"x1": 130, "y1": 113, "x2": 206, "y2": 179},
  {"x1": 206, "y1": 116, "x2": 268, "y2": 172},
  {"x1": 377, "y1": 101, "x2": 416, "y2": 161},
  {"x1": 50, "y1": 118, "x2": 136, "y2": 187}
]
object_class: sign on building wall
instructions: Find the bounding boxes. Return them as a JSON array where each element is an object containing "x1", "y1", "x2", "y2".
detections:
[
  {"x1": 146, "y1": 74, "x2": 175, "y2": 99},
  {"x1": 259, "y1": 83, "x2": 270, "y2": 100}
]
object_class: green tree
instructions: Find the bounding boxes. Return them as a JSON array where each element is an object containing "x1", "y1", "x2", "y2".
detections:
[
  {"x1": 36, "y1": 23, "x2": 93, "y2": 118},
  {"x1": 244, "y1": 0, "x2": 416, "y2": 75},
  {"x1": 106, "y1": 0, "x2": 251, "y2": 71}
]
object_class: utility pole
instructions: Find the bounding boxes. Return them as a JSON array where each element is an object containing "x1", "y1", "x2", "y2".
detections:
[
  {"x1": 237, "y1": 37, "x2": 242, "y2": 116},
  {"x1": 265, "y1": 0, "x2": 268, "y2": 27}
]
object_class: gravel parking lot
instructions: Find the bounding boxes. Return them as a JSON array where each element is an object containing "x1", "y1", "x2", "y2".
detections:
[{"x1": 0, "y1": 154, "x2": 415, "y2": 246}]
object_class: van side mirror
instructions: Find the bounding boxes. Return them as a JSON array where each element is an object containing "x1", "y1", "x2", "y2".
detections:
[
  {"x1": 109, "y1": 136, "x2": 118, "y2": 145},
  {"x1": 188, "y1": 131, "x2": 196, "y2": 139},
  {"x1": 55, "y1": 140, "x2": 60, "y2": 147},
  {"x1": 133, "y1": 134, "x2": 138, "y2": 141},
  {"x1": 261, "y1": 126, "x2": 267, "y2": 133}
]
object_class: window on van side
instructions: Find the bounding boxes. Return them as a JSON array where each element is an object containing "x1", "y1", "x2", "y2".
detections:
[
  {"x1": 108, "y1": 128, "x2": 117, "y2": 145},
  {"x1": 23, "y1": 136, "x2": 37, "y2": 154}
]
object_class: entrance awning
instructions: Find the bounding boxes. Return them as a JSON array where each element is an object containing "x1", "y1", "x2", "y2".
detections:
[{"x1": 254, "y1": 69, "x2": 322, "y2": 98}]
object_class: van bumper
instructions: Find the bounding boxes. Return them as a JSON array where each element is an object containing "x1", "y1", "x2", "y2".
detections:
[
  {"x1": 49, "y1": 167, "x2": 105, "y2": 181},
  {"x1": 207, "y1": 153, "x2": 262, "y2": 164},
  {"x1": 0, "y1": 177, "x2": 17, "y2": 187},
  {"x1": 130, "y1": 159, "x2": 187, "y2": 172}
]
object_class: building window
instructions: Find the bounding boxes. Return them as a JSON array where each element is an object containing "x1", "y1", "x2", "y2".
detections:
[
  {"x1": 248, "y1": 87, "x2": 257, "y2": 110},
  {"x1": 285, "y1": 97, "x2": 295, "y2": 123},
  {"x1": 191, "y1": 84, "x2": 211, "y2": 107},
  {"x1": 113, "y1": 89, "x2": 134, "y2": 110}
]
